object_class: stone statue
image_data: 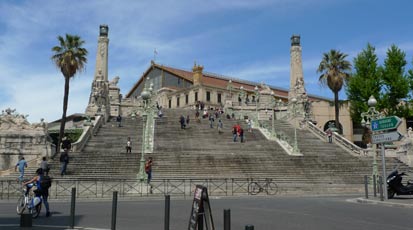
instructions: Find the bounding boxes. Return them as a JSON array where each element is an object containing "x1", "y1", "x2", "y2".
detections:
[
  {"x1": 32, "y1": 118, "x2": 48, "y2": 133},
  {"x1": 110, "y1": 76, "x2": 120, "y2": 86},
  {"x1": 96, "y1": 69, "x2": 104, "y2": 80},
  {"x1": 0, "y1": 108, "x2": 39, "y2": 131}
]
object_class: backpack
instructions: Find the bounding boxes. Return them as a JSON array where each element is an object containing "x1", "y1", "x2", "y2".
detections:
[{"x1": 40, "y1": 175, "x2": 52, "y2": 189}]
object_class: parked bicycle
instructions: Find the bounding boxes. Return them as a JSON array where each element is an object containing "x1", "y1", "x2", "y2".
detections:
[
  {"x1": 16, "y1": 182, "x2": 42, "y2": 218},
  {"x1": 248, "y1": 179, "x2": 278, "y2": 195}
]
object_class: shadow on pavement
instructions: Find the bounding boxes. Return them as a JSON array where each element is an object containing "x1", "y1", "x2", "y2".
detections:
[{"x1": 0, "y1": 214, "x2": 87, "y2": 230}]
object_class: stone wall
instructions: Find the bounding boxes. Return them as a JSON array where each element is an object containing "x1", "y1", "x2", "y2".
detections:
[{"x1": 0, "y1": 108, "x2": 54, "y2": 171}]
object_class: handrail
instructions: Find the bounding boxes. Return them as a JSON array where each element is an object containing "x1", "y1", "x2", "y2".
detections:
[
  {"x1": 0, "y1": 178, "x2": 269, "y2": 199},
  {"x1": 72, "y1": 115, "x2": 104, "y2": 152},
  {"x1": 255, "y1": 120, "x2": 302, "y2": 156},
  {"x1": 307, "y1": 121, "x2": 368, "y2": 156}
]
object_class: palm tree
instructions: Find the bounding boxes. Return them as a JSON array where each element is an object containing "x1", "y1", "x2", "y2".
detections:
[
  {"x1": 317, "y1": 49, "x2": 351, "y2": 132},
  {"x1": 51, "y1": 34, "x2": 88, "y2": 154}
]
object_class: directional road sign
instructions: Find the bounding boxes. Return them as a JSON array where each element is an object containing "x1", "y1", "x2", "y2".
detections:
[
  {"x1": 372, "y1": 131, "x2": 403, "y2": 144},
  {"x1": 371, "y1": 116, "x2": 401, "y2": 132}
]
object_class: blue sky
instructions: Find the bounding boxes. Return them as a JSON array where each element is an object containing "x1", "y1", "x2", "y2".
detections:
[{"x1": 1, "y1": 0, "x2": 413, "y2": 123}]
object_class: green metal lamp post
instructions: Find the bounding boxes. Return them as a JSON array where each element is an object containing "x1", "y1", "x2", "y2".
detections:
[
  {"x1": 361, "y1": 95, "x2": 383, "y2": 185},
  {"x1": 239, "y1": 86, "x2": 245, "y2": 120},
  {"x1": 254, "y1": 86, "x2": 260, "y2": 124},
  {"x1": 137, "y1": 78, "x2": 154, "y2": 182},
  {"x1": 291, "y1": 97, "x2": 300, "y2": 154},
  {"x1": 270, "y1": 91, "x2": 276, "y2": 136}
]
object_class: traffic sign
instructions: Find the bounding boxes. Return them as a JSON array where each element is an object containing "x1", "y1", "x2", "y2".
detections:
[
  {"x1": 372, "y1": 131, "x2": 403, "y2": 144},
  {"x1": 371, "y1": 116, "x2": 401, "y2": 132}
]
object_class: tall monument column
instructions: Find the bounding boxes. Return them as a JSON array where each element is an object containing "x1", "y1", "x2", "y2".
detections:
[
  {"x1": 288, "y1": 35, "x2": 308, "y2": 119},
  {"x1": 85, "y1": 25, "x2": 111, "y2": 120}
]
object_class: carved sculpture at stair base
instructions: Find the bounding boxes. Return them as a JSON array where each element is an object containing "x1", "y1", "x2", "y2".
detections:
[{"x1": 0, "y1": 108, "x2": 54, "y2": 171}]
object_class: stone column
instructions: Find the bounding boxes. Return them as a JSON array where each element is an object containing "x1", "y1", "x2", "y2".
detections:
[
  {"x1": 85, "y1": 25, "x2": 111, "y2": 121},
  {"x1": 192, "y1": 62, "x2": 203, "y2": 86},
  {"x1": 288, "y1": 35, "x2": 307, "y2": 119}
]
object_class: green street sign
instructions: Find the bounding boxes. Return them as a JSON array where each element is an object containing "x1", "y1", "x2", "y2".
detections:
[{"x1": 371, "y1": 116, "x2": 401, "y2": 132}]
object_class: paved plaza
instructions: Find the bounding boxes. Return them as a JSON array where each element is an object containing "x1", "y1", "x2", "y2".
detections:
[{"x1": 0, "y1": 195, "x2": 412, "y2": 230}]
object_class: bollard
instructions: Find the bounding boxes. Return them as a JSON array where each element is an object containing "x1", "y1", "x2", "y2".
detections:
[
  {"x1": 224, "y1": 209, "x2": 231, "y2": 230},
  {"x1": 364, "y1": 175, "x2": 368, "y2": 199},
  {"x1": 111, "y1": 191, "x2": 118, "y2": 230},
  {"x1": 164, "y1": 195, "x2": 170, "y2": 230},
  {"x1": 245, "y1": 225, "x2": 254, "y2": 230},
  {"x1": 20, "y1": 213, "x2": 32, "y2": 227},
  {"x1": 70, "y1": 187, "x2": 76, "y2": 229},
  {"x1": 379, "y1": 176, "x2": 384, "y2": 201},
  {"x1": 373, "y1": 175, "x2": 377, "y2": 197}
]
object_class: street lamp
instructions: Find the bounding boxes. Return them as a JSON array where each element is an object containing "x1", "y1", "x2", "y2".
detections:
[
  {"x1": 291, "y1": 97, "x2": 300, "y2": 154},
  {"x1": 137, "y1": 78, "x2": 155, "y2": 182},
  {"x1": 254, "y1": 86, "x2": 260, "y2": 123},
  {"x1": 361, "y1": 95, "x2": 383, "y2": 186},
  {"x1": 270, "y1": 91, "x2": 276, "y2": 136},
  {"x1": 239, "y1": 86, "x2": 245, "y2": 120}
]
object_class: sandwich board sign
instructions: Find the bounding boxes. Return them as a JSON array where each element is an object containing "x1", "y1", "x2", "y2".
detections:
[{"x1": 188, "y1": 185, "x2": 215, "y2": 230}]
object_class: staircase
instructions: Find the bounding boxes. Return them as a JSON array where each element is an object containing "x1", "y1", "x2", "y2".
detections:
[{"x1": 3, "y1": 108, "x2": 411, "y2": 194}]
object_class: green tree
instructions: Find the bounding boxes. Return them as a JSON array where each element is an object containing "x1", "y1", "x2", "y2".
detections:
[
  {"x1": 51, "y1": 34, "x2": 88, "y2": 153},
  {"x1": 346, "y1": 44, "x2": 381, "y2": 123},
  {"x1": 317, "y1": 49, "x2": 352, "y2": 131},
  {"x1": 380, "y1": 45, "x2": 410, "y2": 117}
]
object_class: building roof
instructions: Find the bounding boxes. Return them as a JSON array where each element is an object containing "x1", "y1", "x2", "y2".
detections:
[{"x1": 125, "y1": 61, "x2": 332, "y2": 102}]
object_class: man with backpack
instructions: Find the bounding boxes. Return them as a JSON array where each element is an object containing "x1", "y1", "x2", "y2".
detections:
[
  {"x1": 22, "y1": 168, "x2": 51, "y2": 217},
  {"x1": 60, "y1": 150, "x2": 69, "y2": 176}
]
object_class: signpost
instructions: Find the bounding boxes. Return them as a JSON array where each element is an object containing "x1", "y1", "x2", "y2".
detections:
[
  {"x1": 371, "y1": 116, "x2": 401, "y2": 132},
  {"x1": 372, "y1": 131, "x2": 403, "y2": 144},
  {"x1": 371, "y1": 116, "x2": 403, "y2": 200}
]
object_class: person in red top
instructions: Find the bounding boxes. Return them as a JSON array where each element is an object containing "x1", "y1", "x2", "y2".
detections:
[
  {"x1": 232, "y1": 123, "x2": 241, "y2": 142},
  {"x1": 145, "y1": 157, "x2": 153, "y2": 184}
]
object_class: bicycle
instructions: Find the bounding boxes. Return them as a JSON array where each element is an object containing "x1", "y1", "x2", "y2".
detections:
[
  {"x1": 248, "y1": 179, "x2": 278, "y2": 195},
  {"x1": 16, "y1": 182, "x2": 42, "y2": 218}
]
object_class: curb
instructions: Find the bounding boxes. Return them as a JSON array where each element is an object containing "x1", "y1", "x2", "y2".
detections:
[
  {"x1": 348, "y1": 197, "x2": 413, "y2": 208},
  {"x1": 0, "y1": 224, "x2": 109, "y2": 230}
]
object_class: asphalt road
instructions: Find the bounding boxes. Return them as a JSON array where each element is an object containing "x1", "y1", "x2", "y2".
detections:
[{"x1": 0, "y1": 196, "x2": 412, "y2": 230}]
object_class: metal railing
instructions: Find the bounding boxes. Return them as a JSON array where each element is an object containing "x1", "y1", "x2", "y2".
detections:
[{"x1": 0, "y1": 178, "x2": 267, "y2": 200}]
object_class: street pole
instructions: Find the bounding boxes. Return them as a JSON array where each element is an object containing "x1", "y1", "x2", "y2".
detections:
[
  {"x1": 361, "y1": 95, "x2": 383, "y2": 187},
  {"x1": 239, "y1": 86, "x2": 245, "y2": 120},
  {"x1": 270, "y1": 91, "x2": 276, "y2": 136},
  {"x1": 381, "y1": 144, "x2": 388, "y2": 200},
  {"x1": 138, "y1": 78, "x2": 153, "y2": 182},
  {"x1": 254, "y1": 86, "x2": 259, "y2": 124}
]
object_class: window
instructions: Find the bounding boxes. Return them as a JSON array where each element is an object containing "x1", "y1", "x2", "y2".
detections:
[
  {"x1": 168, "y1": 99, "x2": 171, "y2": 108},
  {"x1": 195, "y1": 92, "x2": 198, "y2": 102},
  {"x1": 177, "y1": 97, "x2": 180, "y2": 107},
  {"x1": 217, "y1": 93, "x2": 221, "y2": 103},
  {"x1": 206, "y1": 91, "x2": 211, "y2": 102},
  {"x1": 185, "y1": 94, "x2": 189, "y2": 104}
]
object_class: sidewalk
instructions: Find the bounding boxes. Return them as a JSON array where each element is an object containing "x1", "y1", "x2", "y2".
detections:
[
  {"x1": 0, "y1": 225, "x2": 108, "y2": 230},
  {"x1": 350, "y1": 195, "x2": 413, "y2": 208}
]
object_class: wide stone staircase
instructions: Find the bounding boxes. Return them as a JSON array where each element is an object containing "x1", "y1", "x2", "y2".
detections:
[{"x1": 3, "y1": 108, "x2": 412, "y2": 195}]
